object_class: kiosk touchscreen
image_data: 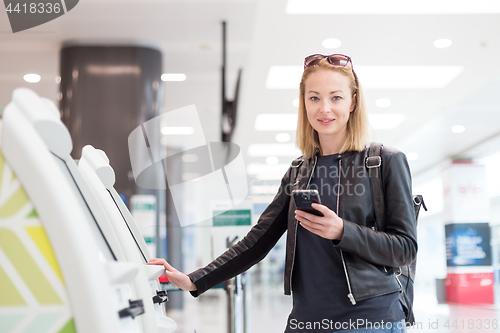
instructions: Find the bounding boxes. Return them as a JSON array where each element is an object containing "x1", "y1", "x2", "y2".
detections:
[
  {"x1": 78, "y1": 145, "x2": 176, "y2": 333},
  {"x1": 0, "y1": 88, "x2": 151, "y2": 333}
]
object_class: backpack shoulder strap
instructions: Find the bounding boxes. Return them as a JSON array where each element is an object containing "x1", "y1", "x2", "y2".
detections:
[
  {"x1": 366, "y1": 142, "x2": 386, "y2": 231},
  {"x1": 290, "y1": 156, "x2": 304, "y2": 186}
]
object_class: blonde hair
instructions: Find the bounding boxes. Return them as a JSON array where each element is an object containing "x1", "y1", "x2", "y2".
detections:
[{"x1": 296, "y1": 59, "x2": 369, "y2": 159}]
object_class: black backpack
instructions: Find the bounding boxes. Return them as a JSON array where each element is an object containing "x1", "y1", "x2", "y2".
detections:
[{"x1": 366, "y1": 142, "x2": 427, "y2": 325}]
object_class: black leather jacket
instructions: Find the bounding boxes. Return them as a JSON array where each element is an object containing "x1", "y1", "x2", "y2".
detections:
[{"x1": 188, "y1": 145, "x2": 417, "y2": 306}]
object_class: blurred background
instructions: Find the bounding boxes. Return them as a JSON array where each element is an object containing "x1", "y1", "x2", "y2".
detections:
[{"x1": 2, "y1": 0, "x2": 500, "y2": 332}]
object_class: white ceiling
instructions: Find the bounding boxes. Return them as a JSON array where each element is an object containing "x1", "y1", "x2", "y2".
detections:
[{"x1": 1, "y1": 0, "x2": 500, "y2": 189}]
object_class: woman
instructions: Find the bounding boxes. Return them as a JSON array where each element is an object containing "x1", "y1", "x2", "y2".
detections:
[{"x1": 149, "y1": 54, "x2": 417, "y2": 332}]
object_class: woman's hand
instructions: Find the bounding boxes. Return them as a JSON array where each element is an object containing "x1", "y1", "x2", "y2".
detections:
[
  {"x1": 295, "y1": 203, "x2": 344, "y2": 240},
  {"x1": 148, "y1": 258, "x2": 197, "y2": 291}
]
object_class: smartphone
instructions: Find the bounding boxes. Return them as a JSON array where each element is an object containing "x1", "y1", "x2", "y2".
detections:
[{"x1": 292, "y1": 189, "x2": 323, "y2": 217}]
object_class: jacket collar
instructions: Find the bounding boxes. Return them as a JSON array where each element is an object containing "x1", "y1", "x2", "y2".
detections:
[{"x1": 312, "y1": 147, "x2": 358, "y2": 160}]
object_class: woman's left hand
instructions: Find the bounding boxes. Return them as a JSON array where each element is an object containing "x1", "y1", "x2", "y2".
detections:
[{"x1": 295, "y1": 203, "x2": 344, "y2": 240}]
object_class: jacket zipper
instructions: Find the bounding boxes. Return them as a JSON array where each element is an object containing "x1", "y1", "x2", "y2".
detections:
[
  {"x1": 338, "y1": 158, "x2": 357, "y2": 305},
  {"x1": 290, "y1": 155, "x2": 318, "y2": 291}
]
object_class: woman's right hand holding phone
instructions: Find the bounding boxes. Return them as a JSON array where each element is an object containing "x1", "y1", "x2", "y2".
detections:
[{"x1": 148, "y1": 258, "x2": 197, "y2": 291}]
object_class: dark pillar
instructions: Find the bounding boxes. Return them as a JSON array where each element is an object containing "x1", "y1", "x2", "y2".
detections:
[{"x1": 59, "y1": 44, "x2": 162, "y2": 198}]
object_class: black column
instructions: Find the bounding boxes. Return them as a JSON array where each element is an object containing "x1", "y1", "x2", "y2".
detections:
[{"x1": 59, "y1": 45, "x2": 162, "y2": 197}]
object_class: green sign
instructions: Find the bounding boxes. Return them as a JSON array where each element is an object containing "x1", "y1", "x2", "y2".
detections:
[
  {"x1": 132, "y1": 203, "x2": 155, "y2": 211},
  {"x1": 213, "y1": 210, "x2": 251, "y2": 227},
  {"x1": 143, "y1": 236, "x2": 154, "y2": 244}
]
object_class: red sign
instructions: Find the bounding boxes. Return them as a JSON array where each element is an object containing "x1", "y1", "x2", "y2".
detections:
[{"x1": 446, "y1": 272, "x2": 494, "y2": 304}]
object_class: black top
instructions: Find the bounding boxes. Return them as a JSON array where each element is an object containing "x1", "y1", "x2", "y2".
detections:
[{"x1": 285, "y1": 154, "x2": 404, "y2": 332}]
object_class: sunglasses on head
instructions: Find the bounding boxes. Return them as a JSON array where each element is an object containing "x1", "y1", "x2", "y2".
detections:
[{"x1": 304, "y1": 54, "x2": 353, "y2": 69}]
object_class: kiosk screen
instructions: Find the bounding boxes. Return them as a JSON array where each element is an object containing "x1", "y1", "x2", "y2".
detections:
[
  {"x1": 52, "y1": 154, "x2": 116, "y2": 262},
  {"x1": 108, "y1": 192, "x2": 148, "y2": 264}
]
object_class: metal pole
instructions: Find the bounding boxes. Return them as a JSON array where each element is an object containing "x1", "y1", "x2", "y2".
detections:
[
  {"x1": 241, "y1": 272, "x2": 248, "y2": 333},
  {"x1": 226, "y1": 276, "x2": 237, "y2": 333},
  {"x1": 221, "y1": 20, "x2": 226, "y2": 142}
]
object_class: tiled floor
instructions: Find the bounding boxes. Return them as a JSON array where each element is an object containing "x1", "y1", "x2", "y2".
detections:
[{"x1": 166, "y1": 285, "x2": 500, "y2": 333}]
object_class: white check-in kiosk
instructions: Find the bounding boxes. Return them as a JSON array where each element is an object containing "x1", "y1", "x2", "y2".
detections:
[
  {"x1": 78, "y1": 145, "x2": 176, "y2": 332},
  {"x1": 0, "y1": 88, "x2": 175, "y2": 333}
]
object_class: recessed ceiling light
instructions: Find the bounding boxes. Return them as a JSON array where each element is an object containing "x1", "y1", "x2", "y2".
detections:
[
  {"x1": 255, "y1": 114, "x2": 298, "y2": 131},
  {"x1": 369, "y1": 113, "x2": 406, "y2": 130},
  {"x1": 375, "y1": 98, "x2": 391, "y2": 108},
  {"x1": 161, "y1": 126, "x2": 194, "y2": 135},
  {"x1": 276, "y1": 133, "x2": 291, "y2": 143},
  {"x1": 286, "y1": 0, "x2": 500, "y2": 14},
  {"x1": 452, "y1": 125, "x2": 465, "y2": 133},
  {"x1": 55, "y1": 76, "x2": 61, "y2": 84},
  {"x1": 407, "y1": 152, "x2": 419, "y2": 161},
  {"x1": 161, "y1": 73, "x2": 186, "y2": 82},
  {"x1": 266, "y1": 66, "x2": 463, "y2": 89},
  {"x1": 434, "y1": 39, "x2": 452, "y2": 48},
  {"x1": 293, "y1": 98, "x2": 300, "y2": 107},
  {"x1": 266, "y1": 156, "x2": 280, "y2": 165},
  {"x1": 87, "y1": 65, "x2": 140, "y2": 75},
  {"x1": 248, "y1": 144, "x2": 302, "y2": 157},
  {"x1": 322, "y1": 38, "x2": 341, "y2": 49},
  {"x1": 24, "y1": 74, "x2": 41, "y2": 83}
]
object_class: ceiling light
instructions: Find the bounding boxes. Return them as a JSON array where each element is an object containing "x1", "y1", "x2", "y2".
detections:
[
  {"x1": 452, "y1": 125, "x2": 465, "y2": 133},
  {"x1": 23, "y1": 74, "x2": 41, "y2": 83},
  {"x1": 369, "y1": 113, "x2": 406, "y2": 130},
  {"x1": 434, "y1": 39, "x2": 452, "y2": 48},
  {"x1": 161, "y1": 126, "x2": 194, "y2": 135},
  {"x1": 161, "y1": 73, "x2": 187, "y2": 82},
  {"x1": 255, "y1": 114, "x2": 298, "y2": 131},
  {"x1": 375, "y1": 98, "x2": 391, "y2": 108},
  {"x1": 276, "y1": 133, "x2": 291, "y2": 143},
  {"x1": 266, "y1": 66, "x2": 463, "y2": 89},
  {"x1": 285, "y1": 0, "x2": 500, "y2": 14},
  {"x1": 87, "y1": 65, "x2": 141, "y2": 75},
  {"x1": 55, "y1": 76, "x2": 61, "y2": 84},
  {"x1": 322, "y1": 38, "x2": 341, "y2": 49},
  {"x1": 406, "y1": 152, "x2": 419, "y2": 161},
  {"x1": 293, "y1": 98, "x2": 300, "y2": 107},
  {"x1": 248, "y1": 144, "x2": 302, "y2": 157},
  {"x1": 266, "y1": 156, "x2": 279, "y2": 165}
]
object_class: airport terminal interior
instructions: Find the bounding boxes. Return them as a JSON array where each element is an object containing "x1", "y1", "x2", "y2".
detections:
[{"x1": 1, "y1": 1, "x2": 500, "y2": 333}]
